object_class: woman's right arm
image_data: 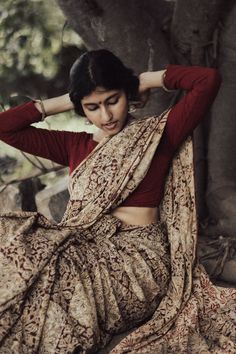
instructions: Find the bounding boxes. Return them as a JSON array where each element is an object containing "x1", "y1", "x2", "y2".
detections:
[
  {"x1": 0, "y1": 94, "x2": 83, "y2": 167},
  {"x1": 33, "y1": 94, "x2": 74, "y2": 117}
]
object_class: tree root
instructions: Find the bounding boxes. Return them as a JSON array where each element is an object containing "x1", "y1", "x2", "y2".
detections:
[{"x1": 199, "y1": 235, "x2": 236, "y2": 278}]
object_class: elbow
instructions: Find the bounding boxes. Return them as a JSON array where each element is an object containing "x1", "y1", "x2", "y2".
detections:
[
  {"x1": 199, "y1": 68, "x2": 222, "y2": 101},
  {"x1": 206, "y1": 68, "x2": 222, "y2": 91},
  {"x1": 0, "y1": 132, "x2": 9, "y2": 143},
  {"x1": 0, "y1": 129, "x2": 6, "y2": 137}
]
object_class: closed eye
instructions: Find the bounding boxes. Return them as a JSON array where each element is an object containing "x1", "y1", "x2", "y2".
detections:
[
  {"x1": 86, "y1": 104, "x2": 98, "y2": 111},
  {"x1": 108, "y1": 97, "x2": 119, "y2": 105},
  {"x1": 83, "y1": 93, "x2": 121, "y2": 111}
]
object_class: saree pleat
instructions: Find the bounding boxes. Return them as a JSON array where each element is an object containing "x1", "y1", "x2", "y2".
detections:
[
  {"x1": 0, "y1": 111, "x2": 235, "y2": 353},
  {"x1": 0, "y1": 213, "x2": 170, "y2": 353}
]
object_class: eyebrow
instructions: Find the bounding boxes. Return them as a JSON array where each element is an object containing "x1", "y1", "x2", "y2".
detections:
[{"x1": 83, "y1": 92, "x2": 119, "y2": 106}]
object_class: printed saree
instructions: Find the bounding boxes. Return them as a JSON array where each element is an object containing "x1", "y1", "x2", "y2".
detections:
[{"x1": 0, "y1": 111, "x2": 235, "y2": 353}]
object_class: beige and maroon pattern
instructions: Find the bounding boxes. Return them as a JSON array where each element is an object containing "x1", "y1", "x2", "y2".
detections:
[
  {"x1": 111, "y1": 136, "x2": 236, "y2": 353},
  {"x1": 0, "y1": 212, "x2": 170, "y2": 353},
  {"x1": 60, "y1": 112, "x2": 169, "y2": 228},
  {"x1": 0, "y1": 110, "x2": 235, "y2": 353}
]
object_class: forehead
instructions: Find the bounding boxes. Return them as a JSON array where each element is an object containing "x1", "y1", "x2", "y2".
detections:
[{"x1": 81, "y1": 87, "x2": 121, "y2": 103}]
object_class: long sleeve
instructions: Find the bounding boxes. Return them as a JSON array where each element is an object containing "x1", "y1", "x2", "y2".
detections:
[
  {"x1": 122, "y1": 64, "x2": 222, "y2": 208},
  {"x1": 0, "y1": 101, "x2": 87, "y2": 167},
  {"x1": 162, "y1": 64, "x2": 221, "y2": 150}
]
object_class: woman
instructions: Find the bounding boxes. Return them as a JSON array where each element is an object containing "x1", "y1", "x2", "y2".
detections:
[{"x1": 0, "y1": 49, "x2": 235, "y2": 353}]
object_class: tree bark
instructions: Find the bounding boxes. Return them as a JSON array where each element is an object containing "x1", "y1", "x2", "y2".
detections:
[
  {"x1": 171, "y1": 0, "x2": 223, "y2": 219},
  {"x1": 57, "y1": 0, "x2": 175, "y2": 116},
  {"x1": 57, "y1": 0, "x2": 236, "y2": 239},
  {"x1": 206, "y1": 0, "x2": 236, "y2": 236},
  {"x1": 171, "y1": 0, "x2": 223, "y2": 65}
]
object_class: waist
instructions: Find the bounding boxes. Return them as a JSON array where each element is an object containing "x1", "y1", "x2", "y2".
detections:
[{"x1": 111, "y1": 206, "x2": 159, "y2": 226}]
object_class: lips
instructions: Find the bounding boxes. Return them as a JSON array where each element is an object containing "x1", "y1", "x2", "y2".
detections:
[{"x1": 102, "y1": 121, "x2": 118, "y2": 130}]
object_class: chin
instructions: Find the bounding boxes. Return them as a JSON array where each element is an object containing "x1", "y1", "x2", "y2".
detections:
[{"x1": 108, "y1": 130, "x2": 119, "y2": 137}]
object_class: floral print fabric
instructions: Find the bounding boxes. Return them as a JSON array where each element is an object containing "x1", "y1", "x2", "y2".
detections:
[{"x1": 0, "y1": 110, "x2": 235, "y2": 353}]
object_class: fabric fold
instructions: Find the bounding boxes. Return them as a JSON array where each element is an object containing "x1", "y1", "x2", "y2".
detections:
[{"x1": 0, "y1": 109, "x2": 235, "y2": 353}]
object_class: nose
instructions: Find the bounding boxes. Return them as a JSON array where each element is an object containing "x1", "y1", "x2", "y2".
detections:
[{"x1": 100, "y1": 105, "x2": 112, "y2": 123}]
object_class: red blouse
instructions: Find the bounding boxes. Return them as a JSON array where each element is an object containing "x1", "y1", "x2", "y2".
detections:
[{"x1": 0, "y1": 65, "x2": 221, "y2": 207}]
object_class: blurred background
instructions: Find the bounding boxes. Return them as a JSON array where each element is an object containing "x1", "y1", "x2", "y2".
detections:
[{"x1": 0, "y1": 0, "x2": 93, "y2": 185}]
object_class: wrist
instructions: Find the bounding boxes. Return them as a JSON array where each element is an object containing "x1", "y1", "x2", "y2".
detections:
[
  {"x1": 60, "y1": 93, "x2": 75, "y2": 111},
  {"x1": 34, "y1": 94, "x2": 74, "y2": 117},
  {"x1": 139, "y1": 70, "x2": 166, "y2": 90},
  {"x1": 33, "y1": 99, "x2": 47, "y2": 120}
]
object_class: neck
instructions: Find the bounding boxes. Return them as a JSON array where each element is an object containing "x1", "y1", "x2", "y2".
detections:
[
  {"x1": 93, "y1": 128, "x2": 106, "y2": 142},
  {"x1": 92, "y1": 113, "x2": 133, "y2": 143}
]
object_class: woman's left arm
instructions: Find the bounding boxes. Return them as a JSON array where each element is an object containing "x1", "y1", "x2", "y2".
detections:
[{"x1": 140, "y1": 65, "x2": 221, "y2": 150}]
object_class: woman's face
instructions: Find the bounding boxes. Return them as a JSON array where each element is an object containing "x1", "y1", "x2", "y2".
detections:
[{"x1": 81, "y1": 87, "x2": 129, "y2": 136}]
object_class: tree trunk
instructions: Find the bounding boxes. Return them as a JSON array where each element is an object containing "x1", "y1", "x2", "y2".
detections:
[
  {"x1": 171, "y1": 0, "x2": 223, "y2": 66},
  {"x1": 57, "y1": 0, "x2": 236, "y2": 239},
  {"x1": 170, "y1": 0, "x2": 223, "y2": 219},
  {"x1": 57, "y1": 0, "x2": 175, "y2": 116},
  {"x1": 206, "y1": 0, "x2": 236, "y2": 236}
]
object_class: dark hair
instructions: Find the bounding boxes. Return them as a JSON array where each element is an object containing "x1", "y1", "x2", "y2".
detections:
[{"x1": 69, "y1": 49, "x2": 139, "y2": 116}]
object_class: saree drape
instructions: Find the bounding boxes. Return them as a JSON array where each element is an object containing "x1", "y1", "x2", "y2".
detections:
[{"x1": 0, "y1": 111, "x2": 235, "y2": 353}]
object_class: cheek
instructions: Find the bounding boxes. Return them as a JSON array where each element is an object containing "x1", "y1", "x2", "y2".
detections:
[
  {"x1": 123, "y1": 104, "x2": 129, "y2": 117},
  {"x1": 84, "y1": 112, "x2": 97, "y2": 124},
  {"x1": 118, "y1": 98, "x2": 128, "y2": 114},
  {"x1": 114, "y1": 106, "x2": 127, "y2": 119}
]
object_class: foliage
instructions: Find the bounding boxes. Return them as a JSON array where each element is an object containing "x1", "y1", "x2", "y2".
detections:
[
  {"x1": 0, "y1": 0, "x2": 83, "y2": 103},
  {"x1": 0, "y1": 0, "x2": 89, "y2": 183}
]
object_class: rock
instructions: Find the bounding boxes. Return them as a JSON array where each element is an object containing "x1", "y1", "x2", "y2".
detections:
[
  {"x1": 0, "y1": 155, "x2": 17, "y2": 176},
  {"x1": 200, "y1": 257, "x2": 236, "y2": 285},
  {"x1": 19, "y1": 178, "x2": 45, "y2": 211},
  {"x1": 0, "y1": 177, "x2": 44, "y2": 213},
  {"x1": 0, "y1": 184, "x2": 23, "y2": 212},
  {"x1": 206, "y1": 187, "x2": 236, "y2": 238},
  {"x1": 48, "y1": 189, "x2": 70, "y2": 223},
  {"x1": 35, "y1": 175, "x2": 69, "y2": 223},
  {"x1": 198, "y1": 235, "x2": 236, "y2": 285}
]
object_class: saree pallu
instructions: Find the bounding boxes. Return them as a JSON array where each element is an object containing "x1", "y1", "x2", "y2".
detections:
[{"x1": 0, "y1": 111, "x2": 235, "y2": 353}]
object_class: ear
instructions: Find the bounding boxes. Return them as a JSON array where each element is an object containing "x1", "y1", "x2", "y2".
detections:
[{"x1": 85, "y1": 117, "x2": 93, "y2": 125}]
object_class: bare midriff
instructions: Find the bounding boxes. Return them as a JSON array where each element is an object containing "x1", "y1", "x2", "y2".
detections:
[{"x1": 111, "y1": 206, "x2": 158, "y2": 226}]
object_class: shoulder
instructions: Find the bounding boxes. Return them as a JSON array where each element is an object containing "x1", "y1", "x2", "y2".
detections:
[{"x1": 63, "y1": 130, "x2": 94, "y2": 146}]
